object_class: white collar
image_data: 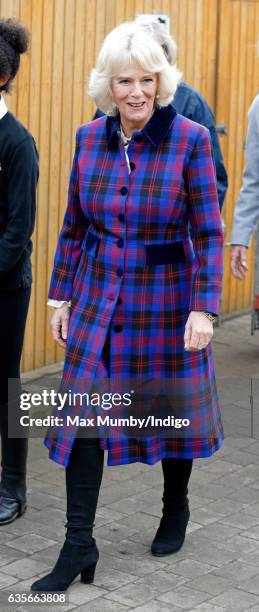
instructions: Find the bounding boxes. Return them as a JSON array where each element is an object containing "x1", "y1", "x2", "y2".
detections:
[{"x1": 0, "y1": 96, "x2": 8, "y2": 120}]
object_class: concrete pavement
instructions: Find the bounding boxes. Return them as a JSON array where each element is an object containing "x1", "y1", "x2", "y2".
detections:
[{"x1": 0, "y1": 313, "x2": 259, "y2": 611}]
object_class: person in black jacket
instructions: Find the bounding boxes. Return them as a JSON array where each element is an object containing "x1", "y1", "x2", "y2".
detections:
[
  {"x1": 0, "y1": 18, "x2": 39, "y2": 524},
  {"x1": 93, "y1": 20, "x2": 228, "y2": 212}
]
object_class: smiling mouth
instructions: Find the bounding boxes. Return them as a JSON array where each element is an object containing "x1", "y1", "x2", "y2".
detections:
[{"x1": 128, "y1": 102, "x2": 145, "y2": 108}]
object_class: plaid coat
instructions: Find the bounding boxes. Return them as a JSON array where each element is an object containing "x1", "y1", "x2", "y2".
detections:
[{"x1": 45, "y1": 104, "x2": 224, "y2": 467}]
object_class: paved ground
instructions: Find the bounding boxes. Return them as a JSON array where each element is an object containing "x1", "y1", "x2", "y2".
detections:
[{"x1": 0, "y1": 313, "x2": 259, "y2": 611}]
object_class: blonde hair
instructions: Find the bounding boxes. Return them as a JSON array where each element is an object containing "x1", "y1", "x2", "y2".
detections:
[{"x1": 88, "y1": 21, "x2": 182, "y2": 116}]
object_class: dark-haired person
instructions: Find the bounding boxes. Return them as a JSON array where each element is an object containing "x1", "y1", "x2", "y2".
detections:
[{"x1": 0, "y1": 17, "x2": 39, "y2": 524}]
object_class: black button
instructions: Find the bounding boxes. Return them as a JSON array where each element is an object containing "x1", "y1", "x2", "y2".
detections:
[
  {"x1": 120, "y1": 187, "x2": 128, "y2": 195},
  {"x1": 114, "y1": 324, "x2": 123, "y2": 333},
  {"x1": 134, "y1": 134, "x2": 142, "y2": 142},
  {"x1": 116, "y1": 268, "x2": 123, "y2": 277},
  {"x1": 117, "y1": 297, "x2": 122, "y2": 306},
  {"x1": 118, "y1": 214, "x2": 125, "y2": 223},
  {"x1": 130, "y1": 162, "x2": 136, "y2": 171},
  {"x1": 117, "y1": 238, "x2": 124, "y2": 248}
]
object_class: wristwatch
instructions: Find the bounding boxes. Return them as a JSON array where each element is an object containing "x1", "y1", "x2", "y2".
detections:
[{"x1": 200, "y1": 312, "x2": 217, "y2": 323}]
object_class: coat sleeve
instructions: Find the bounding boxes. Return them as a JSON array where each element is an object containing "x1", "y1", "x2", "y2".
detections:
[
  {"x1": 188, "y1": 95, "x2": 228, "y2": 211},
  {"x1": 174, "y1": 85, "x2": 228, "y2": 210},
  {"x1": 186, "y1": 127, "x2": 224, "y2": 315},
  {"x1": 0, "y1": 137, "x2": 38, "y2": 280},
  {"x1": 231, "y1": 97, "x2": 259, "y2": 247},
  {"x1": 205, "y1": 124, "x2": 228, "y2": 212},
  {"x1": 48, "y1": 128, "x2": 89, "y2": 301}
]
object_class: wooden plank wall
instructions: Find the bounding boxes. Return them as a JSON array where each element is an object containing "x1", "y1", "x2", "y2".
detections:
[
  {"x1": 1, "y1": 0, "x2": 257, "y2": 370},
  {"x1": 217, "y1": 0, "x2": 259, "y2": 315},
  {"x1": 0, "y1": 0, "x2": 218, "y2": 372}
]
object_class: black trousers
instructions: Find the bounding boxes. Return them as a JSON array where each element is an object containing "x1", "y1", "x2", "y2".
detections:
[{"x1": 0, "y1": 287, "x2": 31, "y2": 499}]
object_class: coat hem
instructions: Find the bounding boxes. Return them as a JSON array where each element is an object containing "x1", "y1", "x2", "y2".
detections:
[
  {"x1": 44, "y1": 431, "x2": 224, "y2": 468},
  {"x1": 105, "y1": 434, "x2": 224, "y2": 466}
]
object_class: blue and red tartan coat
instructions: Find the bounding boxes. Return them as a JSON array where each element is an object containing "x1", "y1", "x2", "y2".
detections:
[{"x1": 45, "y1": 104, "x2": 224, "y2": 467}]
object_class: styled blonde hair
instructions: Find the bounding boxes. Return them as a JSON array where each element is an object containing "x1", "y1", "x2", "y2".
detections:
[{"x1": 88, "y1": 21, "x2": 182, "y2": 116}]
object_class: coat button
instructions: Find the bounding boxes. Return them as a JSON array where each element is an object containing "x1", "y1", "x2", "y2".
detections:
[
  {"x1": 134, "y1": 134, "x2": 142, "y2": 142},
  {"x1": 117, "y1": 238, "x2": 124, "y2": 248},
  {"x1": 108, "y1": 293, "x2": 115, "y2": 301},
  {"x1": 117, "y1": 297, "x2": 122, "y2": 305},
  {"x1": 120, "y1": 186, "x2": 128, "y2": 195},
  {"x1": 114, "y1": 324, "x2": 123, "y2": 332},
  {"x1": 116, "y1": 268, "x2": 123, "y2": 277},
  {"x1": 130, "y1": 161, "x2": 136, "y2": 171},
  {"x1": 118, "y1": 214, "x2": 125, "y2": 223}
]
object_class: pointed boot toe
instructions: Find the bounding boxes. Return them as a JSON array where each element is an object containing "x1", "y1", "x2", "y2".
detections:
[{"x1": 31, "y1": 540, "x2": 99, "y2": 592}]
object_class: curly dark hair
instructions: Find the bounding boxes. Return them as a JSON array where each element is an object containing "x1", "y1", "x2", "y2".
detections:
[{"x1": 0, "y1": 17, "x2": 30, "y2": 94}]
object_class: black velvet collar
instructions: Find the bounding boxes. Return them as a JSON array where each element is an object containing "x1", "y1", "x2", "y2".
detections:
[{"x1": 106, "y1": 104, "x2": 177, "y2": 150}]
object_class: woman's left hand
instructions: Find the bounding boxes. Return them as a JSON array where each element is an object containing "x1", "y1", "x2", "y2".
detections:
[{"x1": 184, "y1": 311, "x2": 213, "y2": 352}]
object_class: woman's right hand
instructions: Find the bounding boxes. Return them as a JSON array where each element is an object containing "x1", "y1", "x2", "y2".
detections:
[{"x1": 50, "y1": 304, "x2": 70, "y2": 349}]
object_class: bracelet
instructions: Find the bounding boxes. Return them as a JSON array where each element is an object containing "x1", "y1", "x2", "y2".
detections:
[{"x1": 200, "y1": 312, "x2": 217, "y2": 323}]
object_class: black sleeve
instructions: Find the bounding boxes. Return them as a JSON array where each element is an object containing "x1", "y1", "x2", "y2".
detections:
[{"x1": 0, "y1": 137, "x2": 39, "y2": 279}]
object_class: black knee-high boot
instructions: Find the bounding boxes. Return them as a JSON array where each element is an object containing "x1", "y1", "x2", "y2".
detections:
[
  {"x1": 65, "y1": 437, "x2": 104, "y2": 547},
  {"x1": 151, "y1": 457, "x2": 193, "y2": 556},
  {"x1": 31, "y1": 436, "x2": 104, "y2": 592},
  {"x1": 0, "y1": 402, "x2": 28, "y2": 524}
]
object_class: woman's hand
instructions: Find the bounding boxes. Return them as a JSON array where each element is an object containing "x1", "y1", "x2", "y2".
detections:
[
  {"x1": 184, "y1": 311, "x2": 213, "y2": 352},
  {"x1": 50, "y1": 304, "x2": 70, "y2": 349},
  {"x1": 231, "y1": 245, "x2": 248, "y2": 279}
]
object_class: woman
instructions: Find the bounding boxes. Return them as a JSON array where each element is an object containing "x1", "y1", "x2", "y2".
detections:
[
  {"x1": 0, "y1": 18, "x2": 38, "y2": 525},
  {"x1": 32, "y1": 22, "x2": 223, "y2": 592},
  {"x1": 93, "y1": 19, "x2": 228, "y2": 212}
]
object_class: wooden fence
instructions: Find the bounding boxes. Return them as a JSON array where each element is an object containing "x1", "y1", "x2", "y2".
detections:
[{"x1": 0, "y1": 0, "x2": 259, "y2": 371}]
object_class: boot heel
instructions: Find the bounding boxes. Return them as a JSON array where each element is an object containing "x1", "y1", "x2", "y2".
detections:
[
  {"x1": 18, "y1": 502, "x2": 27, "y2": 517},
  {"x1": 81, "y1": 562, "x2": 97, "y2": 584}
]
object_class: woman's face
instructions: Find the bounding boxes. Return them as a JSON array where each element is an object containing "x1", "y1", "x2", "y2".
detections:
[{"x1": 111, "y1": 61, "x2": 158, "y2": 134}]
